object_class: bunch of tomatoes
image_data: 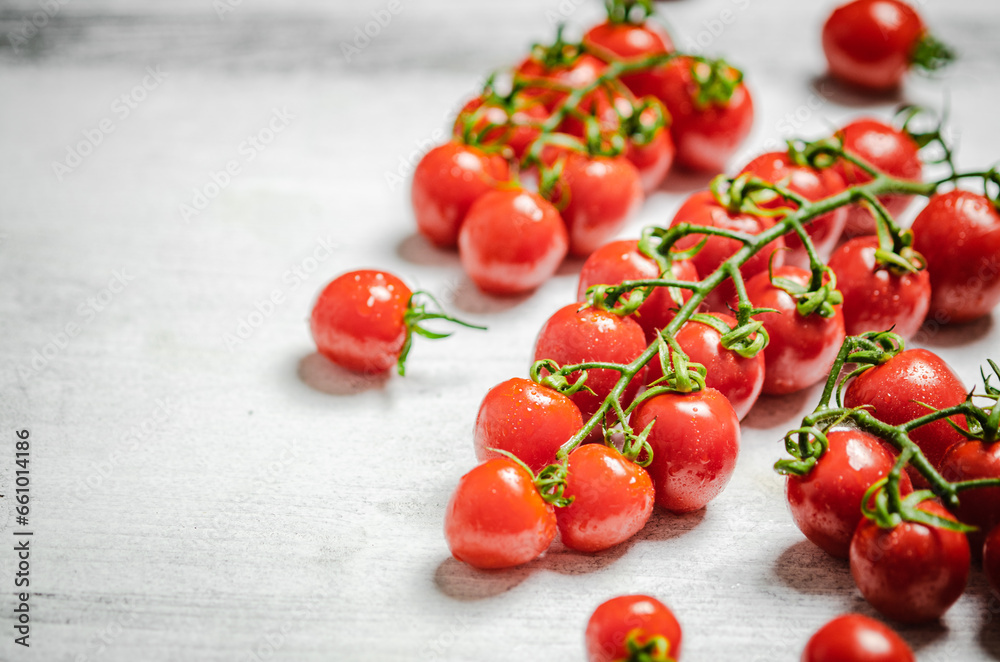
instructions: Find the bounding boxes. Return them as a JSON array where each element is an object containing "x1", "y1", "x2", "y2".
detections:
[{"x1": 307, "y1": 0, "x2": 1000, "y2": 659}]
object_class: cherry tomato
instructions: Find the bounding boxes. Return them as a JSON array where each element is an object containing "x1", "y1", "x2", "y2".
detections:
[
  {"x1": 739, "y1": 151, "x2": 847, "y2": 266},
  {"x1": 585, "y1": 595, "x2": 683, "y2": 662},
  {"x1": 644, "y1": 313, "x2": 764, "y2": 420},
  {"x1": 786, "y1": 429, "x2": 913, "y2": 559},
  {"x1": 911, "y1": 190, "x2": 1000, "y2": 324},
  {"x1": 834, "y1": 119, "x2": 922, "y2": 238},
  {"x1": 631, "y1": 387, "x2": 740, "y2": 514},
  {"x1": 310, "y1": 270, "x2": 412, "y2": 374},
  {"x1": 742, "y1": 266, "x2": 846, "y2": 395},
  {"x1": 576, "y1": 239, "x2": 700, "y2": 343},
  {"x1": 556, "y1": 444, "x2": 654, "y2": 552},
  {"x1": 938, "y1": 439, "x2": 1000, "y2": 552},
  {"x1": 533, "y1": 303, "x2": 648, "y2": 427},
  {"x1": 582, "y1": 19, "x2": 674, "y2": 71},
  {"x1": 669, "y1": 189, "x2": 785, "y2": 311},
  {"x1": 458, "y1": 189, "x2": 568, "y2": 295},
  {"x1": 473, "y1": 377, "x2": 583, "y2": 473},
  {"x1": 444, "y1": 457, "x2": 556, "y2": 569},
  {"x1": 985, "y1": 525, "x2": 1000, "y2": 594},
  {"x1": 517, "y1": 53, "x2": 607, "y2": 110},
  {"x1": 827, "y1": 236, "x2": 930, "y2": 339},
  {"x1": 411, "y1": 141, "x2": 510, "y2": 248},
  {"x1": 640, "y1": 56, "x2": 754, "y2": 172},
  {"x1": 843, "y1": 348, "x2": 967, "y2": 486},
  {"x1": 549, "y1": 152, "x2": 644, "y2": 257},
  {"x1": 801, "y1": 613, "x2": 914, "y2": 662},
  {"x1": 849, "y1": 500, "x2": 970, "y2": 623},
  {"x1": 822, "y1": 0, "x2": 926, "y2": 91},
  {"x1": 626, "y1": 109, "x2": 676, "y2": 193},
  {"x1": 452, "y1": 94, "x2": 549, "y2": 159}
]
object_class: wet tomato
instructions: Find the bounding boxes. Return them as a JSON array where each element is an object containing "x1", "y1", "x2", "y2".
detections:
[
  {"x1": 938, "y1": 439, "x2": 1000, "y2": 552},
  {"x1": 585, "y1": 595, "x2": 683, "y2": 662}
]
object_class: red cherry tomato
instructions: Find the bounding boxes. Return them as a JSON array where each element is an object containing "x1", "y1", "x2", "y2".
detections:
[
  {"x1": 533, "y1": 303, "x2": 648, "y2": 427},
  {"x1": 576, "y1": 239, "x2": 699, "y2": 343},
  {"x1": 411, "y1": 141, "x2": 510, "y2": 248},
  {"x1": 452, "y1": 95, "x2": 549, "y2": 159},
  {"x1": 644, "y1": 313, "x2": 764, "y2": 420},
  {"x1": 822, "y1": 0, "x2": 926, "y2": 92},
  {"x1": 458, "y1": 189, "x2": 568, "y2": 295},
  {"x1": 626, "y1": 112, "x2": 676, "y2": 193},
  {"x1": 843, "y1": 348, "x2": 967, "y2": 486},
  {"x1": 631, "y1": 387, "x2": 740, "y2": 513},
  {"x1": 739, "y1": 151, "x2": 847, "y2": 266},
  {"x1": 985, "y1": 525, "x2": 1000, "y2": 594},
  {"x1": 582, "y1": 20, "x2": 674, "y2": 65},
  {"x1": 849, "y1": 500, "x2": 970, "y2": 623},
  {"x1": 549, "y1": 152, "x2": 644, "y2": 257},
  {"x1": 585, "y1": 595, "x2": 683, "y2": 662},
  {"x1": 310, "y1": 270, "x2": 412, "y2": 374},
  {"x1": 444, "y1": 457, "x2": 556, "y2": 569},
  {"x1": 834, "y1": 119, "x2": 922, "y2": 238},
  {"x1": 911, "y1": 190, "x2": 1000, "y2": 324},
  {"x1": 801, "y1": 613, "x2": 915, "y2": 662},
  {"x1": 641, "y1": 56, "x2": 754, "y2": 172},
  {"x1": 827, "y1": 236, "x2": 930, "y2": 339},
  {"x1": 556, "y1": 444, "x2": 654, "y2": 552},
  {"x1": 669, "y1": 189, "x2": 785, "y2": 311},
  {"x1": 786, "y1": 429, "x2": 913, "y2": 559},
  {"x1": 517, "y1": 53, "x2": 607, "y2": 110},
  {"x1": 742, "y1": 266, "x2": 846, "y2": 395},
  {"x1": 938, "y1": 440, "x2": 1000, "y2": 551},
  {"x1": 473, "y1": 377, "x2": 584, "y2": 473}
]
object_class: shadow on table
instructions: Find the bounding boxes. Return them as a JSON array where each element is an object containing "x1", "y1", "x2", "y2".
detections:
[
  {"x1": 660, "y1": 168, "x2": 716, "y2": 194},
  {"x1": 913, "y1": 313, "x2": 994, "y2": 349},
  {"x1": 396, "y1": 232, "x2": 461, "y2": 268},
  {"x1": 449, "y1": 277, "x2": 534, "y2": 314},
  {"x1": 297, "y1": 352, "x2": 390, "y2": 395},
  {"x1": 741, "y1": 388, "x2": 813, "y2": 430},
  {"x1": 772, "y1": 539, "x2": 852, "y2": 597},
  {"x1": 808, "y1": 74, "x2": 905, "y2": 110}
]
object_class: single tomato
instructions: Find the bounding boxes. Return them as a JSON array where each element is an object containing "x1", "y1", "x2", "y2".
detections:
[
  {"x1": 452, "y1": 94, "x2": 549, "y2": 159},
  {"x1": 801, "y1": 613, "x2": 914, "y2": 662},
  {"x1": 585, "y1": 595, "x2": 683, "y2": 662},
  {"x1": 938, "y1": 439, "x2": 1000, "y2": 552}
]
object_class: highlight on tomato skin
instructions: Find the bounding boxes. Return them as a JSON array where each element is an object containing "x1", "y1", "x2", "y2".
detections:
[{"x1": 801, "y1": 613, "x2": 915, "y2": 662}]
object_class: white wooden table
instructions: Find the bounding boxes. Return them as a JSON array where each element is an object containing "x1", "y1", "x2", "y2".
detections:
[{"x1": 2, "y1": 0, "x2": 999, "y2": 659}]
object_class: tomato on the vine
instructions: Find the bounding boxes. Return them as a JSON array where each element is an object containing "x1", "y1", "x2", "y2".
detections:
[
  {"x1": 786, "y1": 429, "x2": 913, "y2": 559},
  {"x1": 458, "y1": 188, "x2": 568, "y2": 295},
  {"x1": 849, "y1": 500, "x2": 970, "y2": 623},
  {"x1": 631, "y1": 387, "x2": 740, "y2": 513},
  {"x1": 585, "y1": 595, "x2": 683, "y2": 662},
  {"x1": 738, "y1": 151, "x2": 847, "y2": 266},
  {"x1": 625, "y1": 102, "x2": 676, "y2": 193},
  {"x1": 452, "y1": 94, "x2": 549, "y2": 159},
  {"x1": 938, "y1": 439, "x2": 1000, "y2": 551},
  {"x1": 557, "y1": 444, "x2": 654, "y2": 552},
  {"x1": 801, "y1": 613, "x2": 914, "y2": 662},
  {"x1": 834, "y1": 118, "x2": 922, "y2": 238},
  {"x1": 517, "y1": 52, "x2": 607, "y2": 110},
  {"x1": 444, "y1": 457, "x2": 556, "y2": 569},
  {"x1": 741, "y1": 266, "x2": 846, "y2": 395},
  {"x1": 576, "y1": 239, "x2": 699, "y2": 343},
  {"x1": 582, "y1": 19, "x2": 674, "y2": 70},
  {"x1": 473, "y1": 378, "x2": 583, "y2": 473},
  {"x1": 669, "y1": 189, "x2": 784, "y2": 311},
  {"x1": 985, "y1": 525, "x2": 1000, "y2": 594},
  {"x1": 827, "y1": 236, "x2": 930, "y2": 339},
  {"x1": 911, "y1": 190, "x2": 1000, "y2": 324},
  {"x1": 411, "y1": 141, "x2": 510, "y2": 248}
]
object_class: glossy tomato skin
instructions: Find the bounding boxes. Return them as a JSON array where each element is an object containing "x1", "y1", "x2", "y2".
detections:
[
  {"x1": 556, "y1": 444, "x2": 655, "y2": 552},
  {"x1": 843, "y1": 349, "x2": 967, "y2": 486},
  {"x1": 827, "y1": 236, "x2": 931, "y2": 339},
  {"x1": 444, "y1": 458, "x2": 556, "y2": 569},
  {"x1": 822, "y1": 0, "x2": 925, "y2": 92},
  {"x1": 670, "y1": 190, "x2": 785, "y2": 311},
  {"x1": 533, "y1": 303, "x2": 648, "y2": 426},
  {"x1": 640, "y1": 56, "x2": 754, "y2": 172},
  {"x1": 985, "y1": 526, "x2": 1000, "y2": 594},
  {"x1": 411, "y1": 141, "x2": 510, "y2": 248},
  {"x1": 576, "y1": 239, "x2": 699, "y2": 343},
  {"x1": 473, "y1": 378, "x2": 584, "y2": 473},
  {"x1": 517, "y1": 53, "x2": 607, "y2": 110},
  {"x1": 787, "y1": 429, "x2": 913, "y2": 559},
  {"x1": 739, "y1": 151, "x2": 847, "y2": 267},
  {"x1": 850, "y1": 500, "x2": 970, "y2": 623},
  {"x1": 310, "y1": 270, "x2": 412, "y2": 374},
  {"x1": 801, "y1": 613, "x2": 915, "y2": 662},
  {"x1": 582, "y1": 20, "x2": 674, "y2": 64},
  {"x1": 911, "y1": 190, "x2": 1000, "y2": 323},
  {"x1": 631, "y1": 387, "x2": 740, "y2": 513},
  {"x1": 626, "y1": 103, "x2": 676, "y2": 193},
  {"x1": 644, "y1": 313, "x2": 764, "y2": 420},
  {"x1": 459, "y1": 189, "x2": 568, "y2": 295},
  {"x1": 585, "y1": 595, "x2": 683, "y2": 662},
  {"x1": 835, "y1": 119, "x2": 922, "y2": 237},
  {"x1": 552, "y1": 153, "x2": 644, "y2": 257},
  {"x1": 452, "y1": 95, "x2": 549, "y2": 159},
  {"x1": 742, "y1": 266, "x2": 846, "y2": 395},
  {"x1": 938, "y1": 440, "x2": 1000, "y2": 551}
]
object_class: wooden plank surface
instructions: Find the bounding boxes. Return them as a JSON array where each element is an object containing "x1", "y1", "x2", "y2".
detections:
[{"x1": 1, "y1": 0, "x2": 1000, "y2": 660}]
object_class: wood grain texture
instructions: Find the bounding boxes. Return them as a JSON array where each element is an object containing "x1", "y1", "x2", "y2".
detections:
[{"x1": 1, "y1": 0, "x2": 1000, "y2": 660}]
